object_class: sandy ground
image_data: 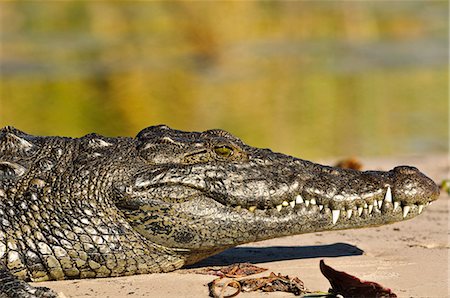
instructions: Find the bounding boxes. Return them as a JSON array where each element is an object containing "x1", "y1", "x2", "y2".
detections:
[{"x1": 34, "y1": 154, "x2": 449, "y2": 298}]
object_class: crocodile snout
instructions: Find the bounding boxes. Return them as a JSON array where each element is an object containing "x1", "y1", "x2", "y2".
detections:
[{"x1": 390, "y1": 166, "x2": 440, "y2": 205}]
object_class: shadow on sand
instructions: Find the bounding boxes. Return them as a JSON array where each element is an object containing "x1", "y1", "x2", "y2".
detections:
[{"x1": 187, "y1": 242, "x2": 363, "y2": 268}]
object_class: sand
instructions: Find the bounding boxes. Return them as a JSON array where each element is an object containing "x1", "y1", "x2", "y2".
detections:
[{"x1": 34, "y1": 154, "x2": 449, "y2": 298}]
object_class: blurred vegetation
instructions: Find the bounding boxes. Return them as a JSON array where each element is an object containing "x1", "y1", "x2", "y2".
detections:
[{"x1": 0, "y1": 2, "x2": 448, "y2": 159}]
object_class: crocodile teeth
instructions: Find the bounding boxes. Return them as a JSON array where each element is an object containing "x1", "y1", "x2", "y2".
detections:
[
  {"x1": 305, "y1": 200, "x2": 310, "y2": 207},
  {"x1": 347, "y1": 209, "x2": 352, "y2": 219},
  {"x1": 418, "y1": 205, "x2": 424, "y2": 214},
  {"x1": 377, "y1": 200, "x2": 383, "y2": 209},
  {"x1": 332, "y1": 210, "x2": 340, "y2": 225},
  {"x1": 368, "y1": 204, "x2": 373, "y2": 214},
  {"x1": 402, "y1": 206, "x2": 410, "y2": 218},
  {"x1": 282, "y1": 201, "x2": 289, "y2": 207},
  {"x1": 234, "y1": 206, "x2": 242, "y2": 212},
  {"x1": 319, "y1": 205, "x2": 324, "y2": 211},
  {"x1": 248, "y1": 206, "x2": 257, "y2": 212},
  {"x1": 295, "y1": 195, "x2": 303, "y2": 204},
  {"x1": 364, "y1": 203, "x2": 368, "y2": 208},
  {"x1": 385, "y1": 186, "x2": 392, "y2": 203},
  {"x1": 393, "y1": 201, "x2": 400, "y2": 211},
  {"x1": 276, "y1": 204, "x2": 282, "y2": 212},
  {"x1": 290, "y1": 200, "x2": 296, "y2": 208},
  {"x1": 310, "y1": 199, "x2": 316, "y2": 205},
  {"x1": 358, "y1": 207, "x2": 363, "y2": 216}
]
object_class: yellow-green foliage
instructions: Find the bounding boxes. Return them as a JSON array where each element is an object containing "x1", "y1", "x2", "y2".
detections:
[{"x1": 0, "y1": 2, "x2": 447, "y2": 158}]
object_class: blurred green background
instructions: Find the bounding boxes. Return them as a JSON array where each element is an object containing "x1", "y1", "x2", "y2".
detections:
[{"x1": 0, "y1": 2, "x2": 448, "y2": 159}]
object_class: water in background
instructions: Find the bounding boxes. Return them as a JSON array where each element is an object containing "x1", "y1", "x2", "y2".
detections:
[{"x1": 0, "y1": 2, "x2": 448, "y2": 159}]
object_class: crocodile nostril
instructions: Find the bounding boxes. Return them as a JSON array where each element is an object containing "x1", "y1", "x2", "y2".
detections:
[
  {"x1": 391, "y1": 166, "x2": 440, "y2": 204},
  {"x1": 393, "y1": 166, "x2": 420, "y2": 175}
]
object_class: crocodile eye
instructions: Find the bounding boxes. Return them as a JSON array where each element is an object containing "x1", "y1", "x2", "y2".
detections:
[{"x1": 214, "y1": 145, "x2": 233, "y2": 158}]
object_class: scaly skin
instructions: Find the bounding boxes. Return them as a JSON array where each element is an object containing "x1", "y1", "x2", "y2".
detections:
[{"x1": 0, "y1": 125, "x2": 439, "y2": 297}]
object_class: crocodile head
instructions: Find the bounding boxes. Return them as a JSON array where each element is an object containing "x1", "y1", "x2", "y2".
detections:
[{"x1": 117, "y1": 125, "x2": 440, "y2": 265}]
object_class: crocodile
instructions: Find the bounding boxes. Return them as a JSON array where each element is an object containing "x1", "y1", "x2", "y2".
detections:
[{"x1": 0, "y1": 125, "x2": 439, "y2": 297}]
